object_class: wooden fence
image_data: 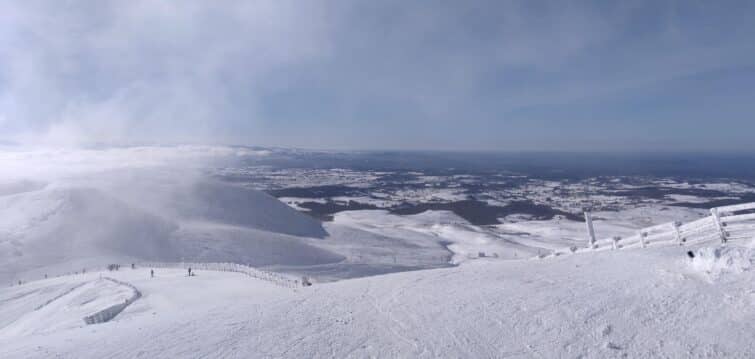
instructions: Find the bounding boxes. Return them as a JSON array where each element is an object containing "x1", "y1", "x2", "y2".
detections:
[
  {"x1": 716, "y1": 202, "x2": 755, "y2": 242},
  {"x1": 140, "y1": 261, "x2": 302, "y2": 289},
  {"x1": 555, "y1": 202, "x2": 755, "y2": 256}
]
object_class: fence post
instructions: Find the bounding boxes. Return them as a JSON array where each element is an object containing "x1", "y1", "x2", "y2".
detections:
[
  {"x1": 612, "y1": 236, "x2": 621, "y2": 250},
  {"x1": 584, "y1": 211, "x2": 596, "y2": 249},
  {"x1": 710, "y1": 208, "x2": 728, "y2": 243},
  {"x1": 639, "y1": 231, "x2": 647, "y2": 248},
  {"x1": 673, "y1": 221, "x2": 683, "y2": 245}
]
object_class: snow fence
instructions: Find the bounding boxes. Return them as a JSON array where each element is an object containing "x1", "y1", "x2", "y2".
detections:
[
  {"x1": 83, "y1": 277, "x2": 142, "y2": 325},
  {"x1": 140, "y1": 262, "x2": 301, "y2": 289},
  {"x1": 552, "y1": 201, "x2": 755, "y2": 256}
]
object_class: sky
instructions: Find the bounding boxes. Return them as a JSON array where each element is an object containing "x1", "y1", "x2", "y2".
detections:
[{"x1": 1, "y1": 0, "x2": 754, "y2": 151}]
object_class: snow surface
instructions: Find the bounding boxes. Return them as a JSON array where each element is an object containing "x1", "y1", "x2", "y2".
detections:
[
  {"x1": 1, "y1": 147, "x2": 752, "y2": 358},
  {"x1": 1, "y1": 242, "x2": 752, "y2": 358},
  {"x1": 0, "y1": 176, "x2": 722, "y2": 287},
  {"x1": 1, "y1": 278, "x2": 135, "y2": 338},
  {"x1": 330, "y1": 210, "x2": 544, "y2": 263},
  {"x1": 689, "y1": 244, "x2": 754, "y2": 282},
  {"x1": 0, "y1": 178, "x2": 342, "y2": 284}
]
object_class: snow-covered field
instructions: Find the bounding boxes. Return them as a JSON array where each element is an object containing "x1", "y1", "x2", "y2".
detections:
[{"x1": 1, "y1": 242, "x2": 753, "y2": 358}]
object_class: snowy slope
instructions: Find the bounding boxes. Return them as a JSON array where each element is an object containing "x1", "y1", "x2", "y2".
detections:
[
  {"x1": 1, "y1": 278, "x2": 136, "y2": 338},
  {"x1": 0, "y1": 241, "x2": 752, "y2": 358},
  {"x1": 0, "y1": 179, "x2": 342, "y2": 284},
  {"x1": 0, "y1": 186, "x2": 177, "y2": 283},
  {"x1": 0, "y1": 279, "x2": 89, "y2": 329},
  {"x1": 332, "y1": 210, "x2": 576, "y2": 263},
  {"x1": 172, "y1": 221, "x2": 344, "y2": 266},
  {"x1": 0, "y1": 180, "x2": 46, "y2": 197},
  {"x1": 64, "y1": 173, "x2": 329, "y2": 239},
  {"x1": 0, "y1": 176, "x2": 722, "y2": 287},
  {"x1": 170, "y1": 180, "x2": 327, "y2": 238}
]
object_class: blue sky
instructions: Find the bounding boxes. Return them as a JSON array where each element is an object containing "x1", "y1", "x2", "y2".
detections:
[{"x1": 1, "y1": 0, "x2": 754, "y2": 151}]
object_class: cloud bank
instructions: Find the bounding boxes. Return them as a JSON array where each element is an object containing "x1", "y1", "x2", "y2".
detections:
[
  {"x1": 0, "y1": 145, "x2": 268, "y2": 183},
  {"x1": 0, "y1": 1, "x2": 332, "y2": 145}
]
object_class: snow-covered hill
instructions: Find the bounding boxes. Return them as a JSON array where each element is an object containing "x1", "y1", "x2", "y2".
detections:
[
  {"x1": 0, "y1": 186, "x2": 177, "y2": 282},
  {"x1": 1, "y1": 241, "x2": 752, "y2": 358},
  {"x1": 0, "y1": 179, "x2": 342, "y2": 284},
  {"x1": 169, "y1": 180, "x2": 328, "y2": 238},
  {"x1": 0, "y1": 173, "x2": 717, "y2": 285}
]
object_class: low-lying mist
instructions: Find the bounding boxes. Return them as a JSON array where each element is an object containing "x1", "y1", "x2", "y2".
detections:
[{"x1": 0, "y1": 145, "x2": 336, "y2": 284}]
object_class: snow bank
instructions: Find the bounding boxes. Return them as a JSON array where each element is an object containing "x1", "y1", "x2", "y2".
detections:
[{"x1": 689, "y1": 241, "x2": 753, "y2": 280}]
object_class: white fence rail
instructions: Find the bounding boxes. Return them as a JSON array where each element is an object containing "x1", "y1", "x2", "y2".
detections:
[
  {"x1": 554, "y1": 201, "x2": 755, "y2": 256},
  {"x1": 719, "y1": 202, "x2": 755, "y2": 242},
  {"x1": 716, "y1": 202, "x2": 755, "y2": 214},
  {"x1": 140, "y1": 261, "x2": 301, "y2": 289}
]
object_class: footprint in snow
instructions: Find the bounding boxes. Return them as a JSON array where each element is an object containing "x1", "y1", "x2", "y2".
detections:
[
  {"x1": 604, "y1": 342, "x2": 622, "y2": 350},
  {"x1": 600, "y1": 324, "x2": 612, "y2": 337}
]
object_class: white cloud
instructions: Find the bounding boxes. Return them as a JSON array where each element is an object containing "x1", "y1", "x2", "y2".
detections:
[
  {"x1": 0, "y1": 0, "x2": 333, "y2": 145},
  {"x1": 1, "y1": 1, "x2": 754, "y2": 150}
]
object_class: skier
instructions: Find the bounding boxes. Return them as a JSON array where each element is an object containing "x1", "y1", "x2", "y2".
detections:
[
  {"x1": 188, "y1": 267, "x2": 192, "y2": 277},
  {"x1": 131, "y1": 263, "x2": 135, "y2": 269},
  {"x1": 150, "y1": 269, "x2": 154, "y2": 278}
]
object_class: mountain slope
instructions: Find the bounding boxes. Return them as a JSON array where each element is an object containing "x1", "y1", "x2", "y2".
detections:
[
  {"x1": 173, "y1": 181, "x2": 327, "y2": 238},
  {"x1": 0, "y1": 181, "x2": 340, "y2": 284},
  {"x1": 0, "y1": 186, "x2": 177, "y2": 282},
  {"x1": 0, "y1": 242, "x2": 752, "y2": 358}
]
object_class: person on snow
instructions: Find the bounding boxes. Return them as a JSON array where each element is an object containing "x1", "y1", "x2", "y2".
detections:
[
  {"x1": 188, "y1": 267, "x2": 192, "y2": 277},
  {"x1": 150, "y1": 269, "x2": 154, "y2": 278}
]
